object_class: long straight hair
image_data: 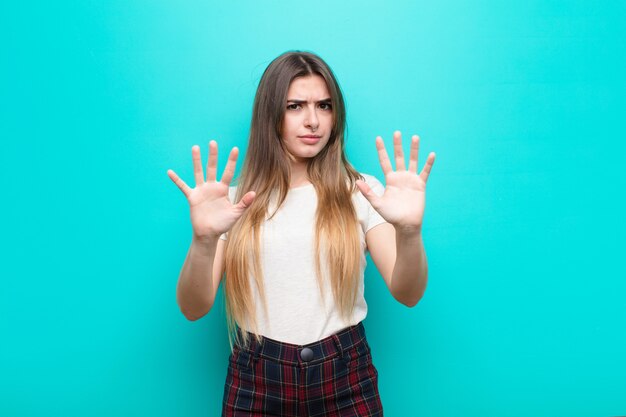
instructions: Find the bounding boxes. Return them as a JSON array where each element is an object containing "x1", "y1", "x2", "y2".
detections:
[{"x1": 223, "y1": 51, "x2": 363, "y2": 350}]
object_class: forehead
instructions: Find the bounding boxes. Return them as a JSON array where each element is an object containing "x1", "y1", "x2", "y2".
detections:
[{"x1": 287, "y1": 75, "x2": 330, "y2": 98}]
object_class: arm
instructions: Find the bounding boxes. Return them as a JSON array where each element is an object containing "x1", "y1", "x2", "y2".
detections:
[
  {"x1": 357, "y1": 131, "x2": 435, "y2": 307},
  {"x1": 167, "y1": 141, "x2": 255, "y2": 321},
  {"x1": 176, "y1": 236, "x2": 226, "y2": 320},
  {"x1": 366, "y1": 223, "x2": 427, "y2": 307}
]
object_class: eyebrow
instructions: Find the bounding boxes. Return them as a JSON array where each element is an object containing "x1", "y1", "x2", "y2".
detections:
[{"x1": 286, "y1": 98, "x2": 332, "y2": 104}]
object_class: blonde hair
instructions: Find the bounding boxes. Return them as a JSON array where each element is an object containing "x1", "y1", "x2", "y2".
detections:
[{"x1": 223, "y1": 51, "x2": 362, "y2": 350}]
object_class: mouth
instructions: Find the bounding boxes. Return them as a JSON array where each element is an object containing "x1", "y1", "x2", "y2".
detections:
[{"x1": 298, "y1": 135, "x2": 321, "y2": 145}]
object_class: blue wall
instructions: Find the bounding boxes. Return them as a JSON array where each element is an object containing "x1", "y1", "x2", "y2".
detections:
[{"x1": 1, "y1": 1, "x2": 625, "y2": 416}]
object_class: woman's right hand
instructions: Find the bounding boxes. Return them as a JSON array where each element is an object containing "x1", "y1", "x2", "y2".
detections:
[{"x1": 167, "y1": 141, "x2": 255, "y2": 240}]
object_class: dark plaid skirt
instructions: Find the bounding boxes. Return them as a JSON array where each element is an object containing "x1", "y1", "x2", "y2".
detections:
[{"x1": 222, "y1": 321, "x2": 383, "y2": 416}]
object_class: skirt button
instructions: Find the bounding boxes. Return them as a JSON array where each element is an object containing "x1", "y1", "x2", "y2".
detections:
[{"x1": 300, "y1": 347, "x2": 314, "y2": 361}]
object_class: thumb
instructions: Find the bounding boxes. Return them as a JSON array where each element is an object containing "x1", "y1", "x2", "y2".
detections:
[
  {"x1": 234, "y1": 191, "x2": 256, "y2": 210},
  {"x1": 356, "y1": 180, "x2": 381, "y2": 209}
]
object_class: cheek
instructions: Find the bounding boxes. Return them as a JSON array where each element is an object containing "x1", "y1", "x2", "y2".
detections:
[
  {"x1": 324, "y1": 116, "x2": 335, "y2": 132},
  {"x1": 282, "y1": 120, "x2": 298, "y2": 138}
]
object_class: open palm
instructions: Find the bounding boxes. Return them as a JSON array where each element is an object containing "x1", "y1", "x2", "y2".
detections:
[
  {"x1": 167, "y1": 141, "x2": 255, "y2": 240},
  {"x1": 356, "y1": 131, "x2": 435, "y2": 230}
]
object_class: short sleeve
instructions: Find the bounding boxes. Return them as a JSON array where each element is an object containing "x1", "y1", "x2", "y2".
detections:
[
  {"x1": 219, "y1": 186, "x2": 239, "y2": 241},
  {"x1": 361, "y1": 174, "x2": 388, "y2": 233}
]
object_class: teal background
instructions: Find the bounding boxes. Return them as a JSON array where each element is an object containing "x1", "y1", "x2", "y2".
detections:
[{"x1": 1, "y1": 0, "x2": 625, "y2": 416}]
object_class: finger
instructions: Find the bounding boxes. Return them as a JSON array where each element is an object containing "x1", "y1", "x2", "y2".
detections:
[
  {"x1": 356, "y1": 179, "x2": 381, "y2": 210},
  {"x1": 393, "y1": 130, "x2": 406, "y2": 171},
  {"x1": 419, "y1": 152, "x2": 436, "y2": 183},
  {"x1": 376, "y1": 136, "x2": 393, "y2": 176},
  {"x1": 220, "y1": 147, "x2": 239, "y2": 186},
  {"x1": 408, "y1": 135, "x2": 419, "y2": 174},
  {"x1": 167, "y1": 169, "x2": 192, "y2": 198},
  {"x1": 234, "y1": 190, "x2": 256, "y2": 210},
  {"x1": 206, "y1": 140, "x2": 218, "y2": 182},
  {"x1": 191, "y1": 145, "x2": 205, "y2": 186}
]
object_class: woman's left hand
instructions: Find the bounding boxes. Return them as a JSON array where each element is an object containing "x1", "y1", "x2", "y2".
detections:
[{"x1": 356, "y1": 131, "x2": 436, "y2": 232}]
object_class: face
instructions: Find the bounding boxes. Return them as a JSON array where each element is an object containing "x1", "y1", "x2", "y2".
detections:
[{"x1": 280, "y1": 74, "x2": 334, "y2": 166}]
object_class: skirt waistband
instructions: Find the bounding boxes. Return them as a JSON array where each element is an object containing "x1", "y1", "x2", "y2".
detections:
[{"x1": 234, "y1": 321, "x2": 368, "y2": 366}]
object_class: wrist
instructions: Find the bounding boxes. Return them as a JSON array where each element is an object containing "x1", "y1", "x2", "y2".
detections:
[
  {"x1": 191, "y1": 234, "x2": 220, "y2": 248},
  {"x1": 393, "y1": 223, "x2": 423, "y2": 239}
]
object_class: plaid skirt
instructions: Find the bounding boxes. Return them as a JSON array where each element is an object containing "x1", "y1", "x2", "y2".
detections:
[{"x1": 222, "y1": 321, "x2": 383, "y2": 416}]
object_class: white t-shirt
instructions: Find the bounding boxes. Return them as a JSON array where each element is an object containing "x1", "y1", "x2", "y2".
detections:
[{"x1": 220, "y1": 173, "x2": 387, "y2": 345}]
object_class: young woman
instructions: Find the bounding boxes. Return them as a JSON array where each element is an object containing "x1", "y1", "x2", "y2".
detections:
[{"x1": 167, "y1": 51, "x2": 435, "y2": 416}]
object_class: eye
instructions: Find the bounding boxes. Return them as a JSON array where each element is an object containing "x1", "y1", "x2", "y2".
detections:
[
  {"x1": 319, "y1": 103, "x2": 332, "y2": 111},
  {"x1": 287, "y1": 103, "x2": 301, "y2": 110}
]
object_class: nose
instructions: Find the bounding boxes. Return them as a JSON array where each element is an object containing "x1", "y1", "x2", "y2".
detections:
[{"x1": 304, "y1": 108, "x2": 319, "y2": 131}]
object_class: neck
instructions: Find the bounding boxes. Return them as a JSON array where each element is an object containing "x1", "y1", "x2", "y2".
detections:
[{"x1": 289, "y1": 159, "x2": 310, "y2": 188}]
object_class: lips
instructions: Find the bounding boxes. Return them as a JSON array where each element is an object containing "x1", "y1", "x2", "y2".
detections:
[{"x1": 298, "y1": 135, "x2": 321, "y2": 145}]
